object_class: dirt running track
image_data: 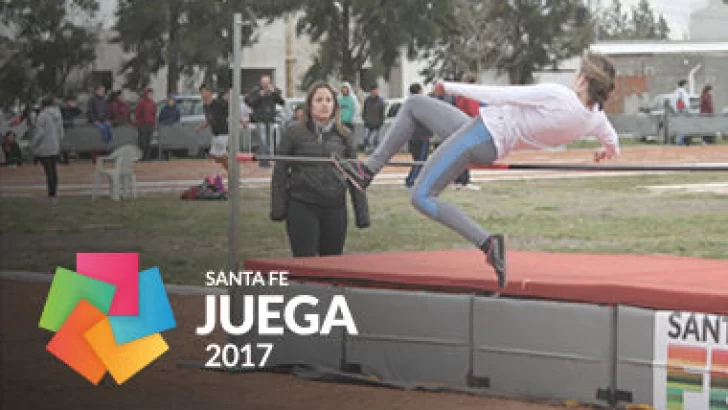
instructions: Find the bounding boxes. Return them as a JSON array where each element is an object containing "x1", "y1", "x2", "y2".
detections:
[{"x1": 0, "y1": 279, "x2": 587, "y2": 410}]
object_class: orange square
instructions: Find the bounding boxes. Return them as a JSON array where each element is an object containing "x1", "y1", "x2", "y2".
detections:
[
  {"x1": 46, "y1": 300, "x2": 108, "y2": 385},
  {"x1": 84, "y1": 318, "x2": 168, "y2": 385}
]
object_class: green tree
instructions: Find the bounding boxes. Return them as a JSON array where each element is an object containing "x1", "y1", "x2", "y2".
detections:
[
  {"x1": 630, "y1": 0, "x2": 658, "y2": 38},
  {"x1": 0, "y1": 0, "x2": 99, "y2": 107},
  {"x1": 293, "y1": 0, "x2": 453, "y2": 90},
  {"x1": 597, "y1": 0, "x2": 670, "y2": 40},
  {"x1": 597, "y1": 0, "x2": 630, "y2": 40},
  {"x1": 113, "y1": 0, "x2": 290, "y2": 94},
  {"x1": 655, "y1": 15, "x2": 670, "y2": 39},
  {"x1": 423, "y1": 0, "x2": 592, "y2": 85},
  {"x1": 417, "y1": 0, "x2": 478, "y2": 82}
]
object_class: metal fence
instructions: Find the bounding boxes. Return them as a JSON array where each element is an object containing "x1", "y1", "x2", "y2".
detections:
[{"x1": 9, "y1": 113, "x2": 728, "y2": 162}]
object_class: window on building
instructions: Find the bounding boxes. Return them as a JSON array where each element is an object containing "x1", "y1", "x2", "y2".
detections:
[{"x1": 89, "y1": 71, "x2": 113, "y2": 92}]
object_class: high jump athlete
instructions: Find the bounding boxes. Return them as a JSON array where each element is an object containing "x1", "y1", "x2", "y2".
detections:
[{"x1": 335, "y1": 52, "x2": 621, "y2": 289}]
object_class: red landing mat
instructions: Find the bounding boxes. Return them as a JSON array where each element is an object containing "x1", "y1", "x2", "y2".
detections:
[{"x1": 245, "y1": 250, "x2": 728, "y2": 315}]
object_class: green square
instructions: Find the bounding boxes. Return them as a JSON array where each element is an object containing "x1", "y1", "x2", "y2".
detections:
[{"x1": 39, "y1": 267, "x2": 116, "y2": 332}]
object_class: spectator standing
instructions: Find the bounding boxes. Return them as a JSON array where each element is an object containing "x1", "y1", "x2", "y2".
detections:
[
  {"x1": 361, "y1": 84, "x2": 385, "y2": 153},
  {"x1": 60, "y1": 96, "x2": 82, "y2": 164},
  {"x1": 135, "y1": 87, "x2": 157, "y2": 160},
  {"x1": 700, "y1": 85, "x2": 713, "y2": 115},
  {"x1": 404, "y1": 83, "x2": 432, "y2": 188},
  {"x1": 338, "y1": 82, "x2": 358, "y2": 132},
  {"x1": 196, "y1": 84, "x2": 230, "y2": 173},
  {"x1": 247, "y1": 75, "x2": 284, "y2": 168},
  {"x1": 700, "y1": 85, "x2": 715, "y2": 144},
  {"x1": 32, "y1": 96, "x2": 64, "y2": 204},
  {"x1": 2, "y1": 131, "x2": 23, "y2": 166},
  {"x1": 270, "y1": 83, "x2": 369, "y2": 257},
  {"x1": 672, "y1": 79, "x2": 689, "y2": 146}
]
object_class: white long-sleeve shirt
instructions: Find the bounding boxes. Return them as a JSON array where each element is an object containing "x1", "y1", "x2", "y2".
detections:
[
  {"x1": 442, "y1": 82, "x2": 620, "y2": 160},
  {"x1": 671, "y1": 87, "x2": 688, "y2": 113}
]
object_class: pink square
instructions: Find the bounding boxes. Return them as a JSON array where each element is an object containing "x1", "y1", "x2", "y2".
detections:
[{"x1": 76, "y1": 253, "x2": 139, "y2": 316}]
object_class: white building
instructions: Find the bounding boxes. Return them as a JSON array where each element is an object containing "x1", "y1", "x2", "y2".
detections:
[{"x1": 84, "y1": 10, "x2": 432, "y2": 101}]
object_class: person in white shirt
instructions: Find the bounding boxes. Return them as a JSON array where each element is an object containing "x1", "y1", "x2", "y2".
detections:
[
  {"x1": 672, "y1": 80, "x2": 688, "y2": 114},
  {"x1": 335, "y1": 52, "x2": 620, "y2": 289},
  {"x1": 672, "y1": 79, "x2": 689, "y2": 145}
]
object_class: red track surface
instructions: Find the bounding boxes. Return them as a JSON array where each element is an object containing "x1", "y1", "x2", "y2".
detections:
[{"x1": 246, "y1": 249, "x2": 728, "y2": 315}]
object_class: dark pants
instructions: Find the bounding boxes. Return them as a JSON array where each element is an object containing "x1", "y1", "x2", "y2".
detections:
[
  {"x1": 406, "y1": 138, "x2": 430, "y2": 187},
  {"x1": 3, "y1": 153, "x2": 22, "y2": 166},
  {"x1": 361, "y1": 127, "x2": 381, "y2": 152},
  {"x1": 138, "y1": 125, "x2": 154, "y2": 160},
  {"x1": 37, "y1": 156, "x2": 58, "y2": 197},
  {"x1": 455, "y1": 169, "x2": 471, "y2": 185},
  {"x1": 255, "y1": 122, "x2": 275, "y2": 167},
  {"x1": 286, "y1": 199, "x2": 348, "y2": 257}
]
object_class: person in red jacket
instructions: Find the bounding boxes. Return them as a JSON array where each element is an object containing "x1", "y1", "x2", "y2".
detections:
[
  {"x1": 700, "y1": 85, "x2": 715, "y2": 144},
  {"x1": 135, "y1": 87, "x2": 157, "y2": 160},
  {"x1": 700, "y1": 85, "x2": 714, "y2": 115},
  {"x1": 453, "y1": 74, "x2": 481, "y2": 191},
  {"x1": 109, "y1": 91, "x2": 132, "y2": 125}
]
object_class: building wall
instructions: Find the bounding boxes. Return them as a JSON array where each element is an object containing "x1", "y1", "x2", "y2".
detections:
[
  {"x1": 609, "y1": 53, "x2": 728, "y2": 112},
  {"x1": 240, "y1": 15, "x2": 320, "y2": 98},
  {"x1": 238, "y1": 12, "x2": 423, "y2": 100},
  {"x1": 399, "y1": 48, "x2": 431, "y2": 95},
  {"x1": 605, "y1": 75, "x2": 649, "y2": 114}
]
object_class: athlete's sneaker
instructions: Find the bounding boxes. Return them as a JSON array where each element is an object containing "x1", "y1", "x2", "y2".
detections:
[
  {"x1": 332, "y1": 153, "x2": 374, "y2": 191},
  {"x1": 481, "y1": 234, "x2": 507, "y2": 289}
]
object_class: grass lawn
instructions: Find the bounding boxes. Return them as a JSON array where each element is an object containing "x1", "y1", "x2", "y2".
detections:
[
  {"x1": 2, "y1": 172, "x2": 727, "y2": 286},
  {"x1": 565, "y1": 135, "x2": 728, "y2": 149}
]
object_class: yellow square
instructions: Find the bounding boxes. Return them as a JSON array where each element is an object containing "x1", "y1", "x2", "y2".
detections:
[{"x1": 84, "y1": 318, "x2": 168, "y2": 385}]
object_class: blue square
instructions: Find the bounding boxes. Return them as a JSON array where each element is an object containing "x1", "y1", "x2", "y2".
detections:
[{"x1": 109, "y1": 267, "x2": 176, "y2": 344}]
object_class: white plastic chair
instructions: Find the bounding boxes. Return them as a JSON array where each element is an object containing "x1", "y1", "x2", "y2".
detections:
[{"x1": 92, "y1": 145, "x2": 142, "y2": 200}]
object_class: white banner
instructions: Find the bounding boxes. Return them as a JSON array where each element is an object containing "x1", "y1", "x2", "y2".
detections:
[{"x1": 653, "y1": 311, "x2": 728, "y2": 410}]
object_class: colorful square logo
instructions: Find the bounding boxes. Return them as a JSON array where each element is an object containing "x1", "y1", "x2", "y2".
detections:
[{"x1": 39, "y1": 253, "x2": 176, "y2": 385}]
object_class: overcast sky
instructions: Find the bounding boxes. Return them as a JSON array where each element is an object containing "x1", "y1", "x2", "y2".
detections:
[{"x1": 97, "y1": 0, "x2": 710, "y2": 40}]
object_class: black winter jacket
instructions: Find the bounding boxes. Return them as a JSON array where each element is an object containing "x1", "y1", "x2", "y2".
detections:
[
  {"x1": 270, "y1": 120, "x2": 369, "y2": 228},
  {"x1": 247, "y1": 86, "x2": 285, "y2": 123}
]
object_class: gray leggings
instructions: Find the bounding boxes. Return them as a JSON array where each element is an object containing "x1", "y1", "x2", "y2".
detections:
[{"x1": 365, "y1": 95, "x2": 498, "y2": 247}]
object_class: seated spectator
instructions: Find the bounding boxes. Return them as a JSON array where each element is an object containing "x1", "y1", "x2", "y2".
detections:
[
  {"x1": 109, "y1": 91, "x2": 132, "y2": 126},
  {"x1": 2, "y1": 130, "x2": 23, "y2": 166},
  {"x1": 88, "y1": 85, "x2": 113, "y2": 144},
  {"x1": 61, "y1": 96, "x2": 82, "y2": 128},
  {"x1": 158, "y1": 96, "x2": 182, "y2": 126}
]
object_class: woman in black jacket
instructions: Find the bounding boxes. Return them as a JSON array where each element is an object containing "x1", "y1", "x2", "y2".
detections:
[{"x1": 271, "y1": 83, "x2": 369, "y2": 257}]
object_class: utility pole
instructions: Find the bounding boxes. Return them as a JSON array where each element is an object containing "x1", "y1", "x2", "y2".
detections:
[
  {"x1": 228, "y1": 13, "x2": 243, "y2": 276},
  {"x1": 285, "y1": 14, "x2": 295, "y2": 98}
]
